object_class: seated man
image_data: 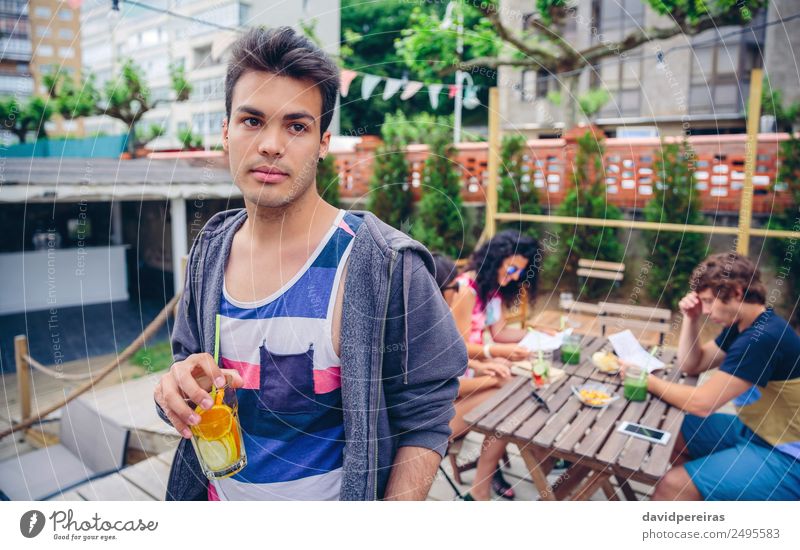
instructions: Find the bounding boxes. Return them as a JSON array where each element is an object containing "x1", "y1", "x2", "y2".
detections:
[{"x1": 638, "y1": 253, "x2": 800, "y2": 500}]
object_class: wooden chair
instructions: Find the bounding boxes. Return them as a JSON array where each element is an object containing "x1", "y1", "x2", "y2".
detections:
[
  {"x1": 597, "y1": 301, "x2": 672, "y2": 345},
  {"x1": 577, "y1": 258, "x2": 625, "y2": 286}
]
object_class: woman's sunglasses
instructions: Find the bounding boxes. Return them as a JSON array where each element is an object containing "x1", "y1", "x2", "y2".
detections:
[{"x1": 505, "y1": 265, "x2": 524, "y2": 276}]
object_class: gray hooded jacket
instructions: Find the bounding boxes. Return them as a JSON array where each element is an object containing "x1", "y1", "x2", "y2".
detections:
[{"x1": 156, "y1": 208, "x2": 466, "y2": 500}]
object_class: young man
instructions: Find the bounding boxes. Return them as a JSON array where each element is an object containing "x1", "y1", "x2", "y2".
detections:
[
  {"x1": 153, "y1": 27, "x2": 466, "y2": 501},
  {"x1": 636, "y1": 253, "x2": 800, "y2": 500}
]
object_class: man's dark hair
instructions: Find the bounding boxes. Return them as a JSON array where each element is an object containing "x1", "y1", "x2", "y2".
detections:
[
  {"x1": 225, "y1": 26, "x2": 340, "y2": 135},
  {"x1": 690, "y1": 252, "x2": 767, "y2": 304}
]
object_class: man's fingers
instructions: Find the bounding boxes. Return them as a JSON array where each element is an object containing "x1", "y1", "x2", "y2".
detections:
[
  {"x1": 165, "y1": 409, "x2": 192, "y2": 439},
  {"x1": 221, "y1": 368, "x2": 244, "y2": 389},
  {"x1": 173, "y1": 360, "x2": 214, "y2": 410},
  {"x1": 198, "y1": 353, "x2": 226, "y2": 387},
  {"x1": 162, "y1": 374, "x2": 202, "y2": 428}
]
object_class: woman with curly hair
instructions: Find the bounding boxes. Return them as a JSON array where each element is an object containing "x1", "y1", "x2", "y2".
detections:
[{"x1": 433, "y1": 230, "x2": 545, "y2": 500}]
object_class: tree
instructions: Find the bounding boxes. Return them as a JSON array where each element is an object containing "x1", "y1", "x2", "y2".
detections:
[
  {"x1": 546, "y1": 131, "x2": 623, "y2": 297},
  {"x1": 411, "y1": 123, "x2": 466, "y2": 258},
  {"x1": 643, "y1": 141, "x2": 709, "y2": 310},
  {"x1": 367, "y1": 111, "x2": 414, "y2": 229},
  {"x1": 177, "y1": 128, "x2": 203, "y2": 150},
  {"x1": 45, "y1": 60, "x2": 191, "y2": 156},
  {"x1": 316, "y1": 154, "x2": 341, "y2": 208},
  {"x1": 497, "y1": 133, "x2": 542, "y2": 239},
  {"x1": 341, "y1": 0, "x2": 496, "y2": 134},
  {"x1": 42, "y1": 71, "x2": 99, "y2": 121},
  {"x1": 398, "y1": 0, "x2": 766, "y2": 126},
  {"x1": 0, "y1": 96, "x2": 54, "y2": 143}
]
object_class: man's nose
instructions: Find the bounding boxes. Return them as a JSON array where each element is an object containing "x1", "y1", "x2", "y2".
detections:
[{"x1": 257, "y1": 124, "x2": 285, "y2": 157}]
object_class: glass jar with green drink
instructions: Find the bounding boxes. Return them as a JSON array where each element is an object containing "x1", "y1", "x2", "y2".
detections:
[
  {"x1": 623, "y1": 364, "x2": 649, "y2": 401},
  {"x1": 560, "y1": 334, "x2": 581, "y2": 364}
]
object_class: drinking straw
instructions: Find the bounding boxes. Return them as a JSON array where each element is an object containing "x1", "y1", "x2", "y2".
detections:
[
  {"x1": 213, "y1": 313, "x2": 221, "y2": 364},
  {"x1": 211, "y1": 314, "x2": 221, "y2": 397},
  {"x1": 560, "y1": 315, "x2": 566, "y2": 331}
]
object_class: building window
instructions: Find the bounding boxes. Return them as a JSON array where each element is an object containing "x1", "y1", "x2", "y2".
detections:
[
  {"x1": 687, "y1": 18, "x2": 764, "y2": 116},
  {"x1": 34, "y1": 6, "x2": 51, "y2": 18},
  {"x1": 595, "y1": 0, "x2": 645, "y2": 119},
  {"x1": 58, "y1": 8, "x2": 73, "y2": 21},
  {"x1": 36, "y1": 44, "x2": 54, "y2": 57},
  {"x1": 58, "y1": 46, "x2": 75, "y2": 59},
  {"x1": 36, "y1": 26, "x2": 51, "y2": 38},
  {"x1": 58, "y1": 28, "x2": 73, "y2": 40}
]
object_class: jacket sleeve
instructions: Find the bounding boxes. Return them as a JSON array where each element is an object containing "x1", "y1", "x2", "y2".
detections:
[
  {"x1": 155, "y1": 246, "x2": 203, "y2": 427},
  {"x1": 381, "y1": 250, "x2": 466, "y2": 456}
]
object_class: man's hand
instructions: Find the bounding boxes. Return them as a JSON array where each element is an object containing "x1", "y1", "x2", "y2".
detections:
[
  {"x1": 678, "y1": 291, "x2": 703, "y2": 321},
  {"x1": 154, "y1": 353, "x2": 243, "y2": 439}
]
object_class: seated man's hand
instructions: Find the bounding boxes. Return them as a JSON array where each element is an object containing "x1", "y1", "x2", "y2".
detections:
[
  {"x1": 678, "y1": 291, "x2": 703, "y2": 320},
  {"x1": 154, "y1": 353, "x2": 243, "y2": 439}
]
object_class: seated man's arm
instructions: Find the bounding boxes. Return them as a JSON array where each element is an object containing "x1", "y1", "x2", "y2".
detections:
[
  {"x1": 648, "y1": 370, "x2": 752, "y2": 417},
  {"x1": 678, "y1": 340, "x2": 726, "y2": 376}
]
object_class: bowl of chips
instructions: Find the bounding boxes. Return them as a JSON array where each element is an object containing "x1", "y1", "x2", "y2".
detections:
[
  {"x1": 571, "y1": 383, "x2": 619, "y2": 407},
  {"x1": 592, "y1": 350, "x2": 621, "y2": 374}
]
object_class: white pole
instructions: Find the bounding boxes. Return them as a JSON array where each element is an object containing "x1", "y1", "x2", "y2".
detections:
[
  {"x1": 170, "y1": 198, "x2": 188, "y2": 293},
  {"x1": 111, "y1": 200, "x2": 123, "y2": 245}
]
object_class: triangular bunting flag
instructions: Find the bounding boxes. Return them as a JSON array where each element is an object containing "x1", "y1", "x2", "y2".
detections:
[
  {"x1": 400, "y1": 81, "x2": 424, "y2": 101},
  {"x1": 382, "y1": 78, "x2": 404, "y2": 101},
  {"x1": 361, "y1": 74, "x2": 382, "y2": 100},
  {"x1": 427, "y1": 84, "x2": 443, "y2": 109},
  {"x1": 448, "y1": 84, "x2": 458, "y2": 99},
  {"x1": 339, "y1": 70, "x2": 357, "y2": 97}
]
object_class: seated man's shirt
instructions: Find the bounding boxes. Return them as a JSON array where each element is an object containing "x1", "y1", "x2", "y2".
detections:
[{"x1": 714, "y1": 308, "x2": 800, "y2": 459}]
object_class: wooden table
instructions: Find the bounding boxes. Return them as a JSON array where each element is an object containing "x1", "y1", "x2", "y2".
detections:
[{"x1": 463, "y1": 335, "x2": 698, "y2": 501}]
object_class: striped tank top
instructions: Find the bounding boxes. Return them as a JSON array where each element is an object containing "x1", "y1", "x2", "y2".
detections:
[{"x1": 209, "y1": 210, "x2": 363, "y2": 500}]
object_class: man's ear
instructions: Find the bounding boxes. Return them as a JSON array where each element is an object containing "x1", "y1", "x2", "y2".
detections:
[
  {"x1": 222, "y1": 118, "x2": 229, "y2": 153},
  {"x1": 318, "y1": 130, "x2": 331, "y2": 161}
]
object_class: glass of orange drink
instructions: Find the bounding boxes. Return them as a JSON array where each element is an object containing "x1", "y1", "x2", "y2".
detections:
[{"x1": 187, "y1": 373, "x2": 247, "y2": 479}]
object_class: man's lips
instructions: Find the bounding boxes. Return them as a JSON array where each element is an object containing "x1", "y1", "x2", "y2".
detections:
[{"x1": 250, "y1": 166, "x2": 289, "y2": 184}]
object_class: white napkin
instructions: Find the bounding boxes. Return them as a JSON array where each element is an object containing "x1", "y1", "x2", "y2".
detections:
[
  {"x1": 607, "y1": 330, "x2": 665, "y2": 372},
  {"x1": 518, "y1": 328, "x2": 574, "y2": 352}
]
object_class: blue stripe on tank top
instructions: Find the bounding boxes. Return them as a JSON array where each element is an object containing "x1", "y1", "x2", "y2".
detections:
[{"x1": 220, "y1": 266, "x2": 337, "y2": 319}]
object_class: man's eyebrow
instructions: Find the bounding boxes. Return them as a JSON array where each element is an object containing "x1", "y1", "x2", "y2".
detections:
[
  {"x1": 283, "y1": 111, "x2": 316, "y2": 123},
  {"x1": 233, "y1": 106, "x2": 316, "y2": 124},
  {"x1": 235, "y1": 105, "x2": 265, "y2": 118}
]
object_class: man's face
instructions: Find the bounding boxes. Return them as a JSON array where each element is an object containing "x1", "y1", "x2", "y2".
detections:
[
  {"x1": 223, "y1": 71, "x2": 330, "y2": 209},
  {"x1": 697, "y1": 287, "x2": 742, "y2": 325}
]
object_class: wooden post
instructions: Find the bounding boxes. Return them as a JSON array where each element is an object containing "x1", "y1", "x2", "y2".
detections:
[
  {"x1": 14, "y1": 335, "x2": 31, "y2": 423},
  {"x1": 737, "y1": 68, "x2": 763, "y2": 256},
  {"x1": 485, "y1": 87, "x2": 500, "y2": 240}
]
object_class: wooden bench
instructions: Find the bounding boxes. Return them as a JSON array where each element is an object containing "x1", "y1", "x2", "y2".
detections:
[{"x1": 577, "y1": 259, "x2": 625, "y2": 284}]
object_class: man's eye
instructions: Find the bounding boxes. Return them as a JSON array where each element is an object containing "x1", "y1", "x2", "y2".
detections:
[
  {"x1": 243, "y1": 117, "x2": 260, "y2": 127},
  {"x1": 289, "y1": 123, "x2": 307, "y2": 133}
]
